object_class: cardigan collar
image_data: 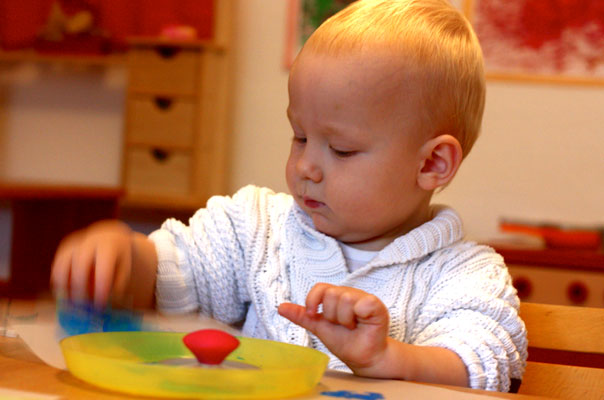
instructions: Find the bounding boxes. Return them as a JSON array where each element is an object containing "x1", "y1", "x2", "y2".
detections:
[
  {"x1": 292, "y1": 203, "x2": 465, "y2": 267},
  {"x1": 274, "y1": 201, "x2": 465, "y2": 349}
]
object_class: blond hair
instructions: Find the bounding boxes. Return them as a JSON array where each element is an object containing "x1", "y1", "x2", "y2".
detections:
[{"x1": 300, "y1": 0, "x2": 485, "y2": 158}]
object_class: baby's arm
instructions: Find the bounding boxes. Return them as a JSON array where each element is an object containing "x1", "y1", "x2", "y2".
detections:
[
  {"x1": 278, "y1": 283, "x2": 468, "y2": 386},
  {"x1": 51, "y1": 220, "x2": 158, "y2": 309}
]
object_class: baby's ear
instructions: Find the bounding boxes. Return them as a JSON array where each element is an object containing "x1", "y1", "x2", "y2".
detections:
[{"x1": 417, "y1": 135, "x2": 463, "y2": 191}]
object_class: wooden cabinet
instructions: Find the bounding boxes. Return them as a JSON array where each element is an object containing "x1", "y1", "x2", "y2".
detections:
[
  {"x1": 121, "y1": 1, "x2": 232, "y2": 210},
  {"x1": 495, "y1": 247, "x2": 604, "y2": 307}
]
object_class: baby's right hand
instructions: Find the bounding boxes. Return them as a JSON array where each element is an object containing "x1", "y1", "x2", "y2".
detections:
[{"x1": 51, "y1": 220, "x2": 135, "y2": 308}]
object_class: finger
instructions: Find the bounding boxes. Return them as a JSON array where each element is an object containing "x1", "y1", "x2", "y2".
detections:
[
  {"x1": 110, "y1": 246, "x2": 132, "y2": 307},
  {"x1": 305, "y1": 283, "x2": 333, "y2": 316},
  {"x1": 70, "y1": 238, "x2": 97, "y2": 302},
  {"x1": 321, "y1": 286, "x2": 343, "y2": 323},
  {"x1": 51, "y1": 232, "x2": 84, "y2": 295},
  {"x1": 278, "y1": 303, "x2": 321, "y2": 334},
  {"x1": 51, "y1": 243, "x2": 75, "y2": 298},
  {"x1": 353, "y1": 295, "x2": 389, "y2": 325},
  {"x1": 92, "y1": 243, "x2": 119, "y2": 308},
  {"x1": 336, "y1": 291, "x2": 358, "y2": 329}
]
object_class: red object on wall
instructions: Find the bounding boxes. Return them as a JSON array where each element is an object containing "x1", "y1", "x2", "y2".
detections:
[
  {"x1": 0, "y1": 0, "x2": 54, "y2": 50},
  {"x1": 98, "y1": 0, "x2": 214, "y2": 50},
  {"x1": 96, "y1": 0, "x2": 139, "y2": 51},
  {"x1": 0, "y1": 0, "x2": 215, "y2": 52},
  {"x1": 136, "y1": 0, "x2": 214, "y2": 39}
]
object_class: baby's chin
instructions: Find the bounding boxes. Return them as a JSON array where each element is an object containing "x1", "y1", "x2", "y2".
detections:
[
  {"x1": 308, "y1": 217, "x2": 345, "y2": 239},
  {"x1": 316, "y1": 225, "x2": 381, "y2": 249},
  {"x1": 300, "y1": 207, "x2": 390, "y2": 249}
]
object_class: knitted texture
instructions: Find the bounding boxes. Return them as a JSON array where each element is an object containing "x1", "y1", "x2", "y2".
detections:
[{"x1": 150, "y1": 185, "x2": 527, "y2": 391}]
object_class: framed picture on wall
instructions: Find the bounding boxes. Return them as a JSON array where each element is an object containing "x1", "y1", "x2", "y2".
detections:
[
  {"x1": 464, "y1": 0, "x2": 604, "y2": 85},
  {"x1": 285, "y1": 0, "x2": 604, "y2": 85},
  {"x1": 284, "y1": 0, "x2": 355, "y2": 68},
  {"x1": 284, "y1": 0, "x2": 472, "y2": 68}
]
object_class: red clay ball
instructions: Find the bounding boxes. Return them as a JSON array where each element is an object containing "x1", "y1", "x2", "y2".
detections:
[{"x1": 183, "y1": 329, "x2": 240, "y2": 365}]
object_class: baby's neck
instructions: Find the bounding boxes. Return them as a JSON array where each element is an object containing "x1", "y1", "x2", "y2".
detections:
[
  {"x1": 339, "y1": 242, "x2": 379, "y2": 272},
  {"x1": 343, "y1": 201, "x2": 434, "y2": 252}
]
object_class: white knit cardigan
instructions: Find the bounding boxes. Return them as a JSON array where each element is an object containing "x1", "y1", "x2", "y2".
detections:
[{"x1": 149, "y1": 185, "x2": 527, "y2": 391}]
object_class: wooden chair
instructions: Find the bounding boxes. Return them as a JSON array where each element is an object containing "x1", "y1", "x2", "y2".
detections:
[{"x1": 517, "y1": 302, "x2": 604, "y2": 399}]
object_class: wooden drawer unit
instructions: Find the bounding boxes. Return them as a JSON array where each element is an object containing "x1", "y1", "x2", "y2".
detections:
[
  {"x1": 128, "y1": 47, "x2": 199, "y2": 96},
  {"x1": 125, "y1": 147, "x2": 192, "y2": 197},
  {"x1": 495, "y1": 247, "x2": 604, "y2": 307},
  {"x1": 122, "y1": 16, "x2": 233, "y2": 210},
  {"x1": 127, "y1": 96, "x2": 196, "y2": 148},
  {"x1": 509, "y1": 264, "x2": 604, "y2": 307}
]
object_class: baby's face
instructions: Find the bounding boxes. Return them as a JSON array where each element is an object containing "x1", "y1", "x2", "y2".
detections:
[{"x1": 286, "y1": 51, "x2": 432, "y2": 251}]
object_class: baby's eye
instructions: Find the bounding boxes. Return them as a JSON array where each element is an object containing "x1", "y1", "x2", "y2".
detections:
[{"x1": 330, "y1": 147, "x2": 356, "y2": 158}]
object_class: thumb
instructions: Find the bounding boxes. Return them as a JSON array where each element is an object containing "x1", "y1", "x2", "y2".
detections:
[{"x1": 278, "y1": 302, "x2": 321, "y2": 333}]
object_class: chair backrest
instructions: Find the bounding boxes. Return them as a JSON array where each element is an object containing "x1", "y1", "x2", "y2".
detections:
[{"x1": 517, "y1": 302, "x2": 604, "y2": 399}]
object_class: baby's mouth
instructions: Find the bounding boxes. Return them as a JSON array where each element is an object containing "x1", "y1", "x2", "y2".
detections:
[{"x1": 303, "y1": 196, "x2": 324, "y2": 209}]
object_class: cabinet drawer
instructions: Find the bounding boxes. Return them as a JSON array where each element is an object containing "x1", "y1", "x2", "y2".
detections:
[
  {"x1": 128, "y1": 47, "x2": 199, "y2": 95},
  {"x1": 509, "y1": 264, "x2": 604, "y2": 307},
  {"x1": 127, "y1": 97, "x2": 196, "y2": 147},
  {"x1": 125, "y1": 148, "x2": 192, "y2": 196}
]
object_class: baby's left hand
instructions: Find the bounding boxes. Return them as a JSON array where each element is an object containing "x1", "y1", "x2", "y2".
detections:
[{"x1": 278, "y1": 283, "x2": 390, "y2": 373}]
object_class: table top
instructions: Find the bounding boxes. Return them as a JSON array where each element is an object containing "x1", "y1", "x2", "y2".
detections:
[{"x1": 0, "y1": 300, "x2": 549, "y2": 400}]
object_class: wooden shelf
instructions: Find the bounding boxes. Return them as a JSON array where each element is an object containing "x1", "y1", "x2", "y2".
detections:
[
  {"x1": 120, "y1": 193, "x2": 206, "y2": 212},
  {"x1": 127, "y1": 89, "x2": 198, "y2": 99},
  {"x1": 0, "y1": 181, "x2": 123, "y2": 200},
  {"x1": 127, "y1": 37, "x2": 226, "y2": 52},
  {"x1": 0, "y1": 49, "x2": 126, "y2": 66},
  {"x1": 125, "y1": 141, "x2": 196, "y2": 151}
]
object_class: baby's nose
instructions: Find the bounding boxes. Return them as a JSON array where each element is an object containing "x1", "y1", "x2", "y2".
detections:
[{"x1": 297, "y1": 152, "x2": 323, "y2": 183}]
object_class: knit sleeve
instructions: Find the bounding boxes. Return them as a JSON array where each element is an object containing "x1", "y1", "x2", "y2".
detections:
[
  {"x1": 149, "y1": 186, "x2": 264, "y2": 324},
  {"x1": 408, "y1": 244, "x2": 527, "y2": 392}
]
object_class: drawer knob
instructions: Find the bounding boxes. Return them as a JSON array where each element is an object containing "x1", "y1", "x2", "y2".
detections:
[
  {"x1": 155, "y1": 46, "x2": 181, "y2": 59},
  {"x1": 154, "y1": 97, "x2": 173, "y2": 110},
  {"x1": 567, "y1": 281, "x2": 588, "y2": 304},
  {"x1": 512, "y1": 276, "x2": 532, "y2": 300},
  {"x1": 151, "y1": 148, "x2": 170, "y2": 162}
]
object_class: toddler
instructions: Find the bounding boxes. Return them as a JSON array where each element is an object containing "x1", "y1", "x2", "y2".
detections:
[{"x1": 51, "y1": 0, "x2": 527, "y2": 392}]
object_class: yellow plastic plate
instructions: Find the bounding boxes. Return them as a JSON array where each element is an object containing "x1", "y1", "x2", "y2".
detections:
[{"x1": 60, "y1": 331, "x2": 329, "y2": 399}]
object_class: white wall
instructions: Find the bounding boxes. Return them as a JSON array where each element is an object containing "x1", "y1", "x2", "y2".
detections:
[
  {"x1": 1, "y1": 0, "x2": 603, "y2": 254},
  {"x1": 0, "y1": 63, "x2": 125, "y2": 186},
  {"x1": 228, "y1": 1, "x2": 604, "y2": 240},
  {"x1": 229, "y1": 0, "x2": 291, "y2": 192},
  {"x1": 437, "y1": 82, "x2": 604, "y2": 240}
]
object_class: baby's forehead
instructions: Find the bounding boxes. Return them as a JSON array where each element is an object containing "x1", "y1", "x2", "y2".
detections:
[
  {"x1": 293, "y1": 48, "x2": 424, "y2": 99},
  {"x1": 289, "y1": 52, "x2": 430, "y2": 137},
  {"x1": 296, "y1": 45, "x2": 416, "y2": 76}
]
